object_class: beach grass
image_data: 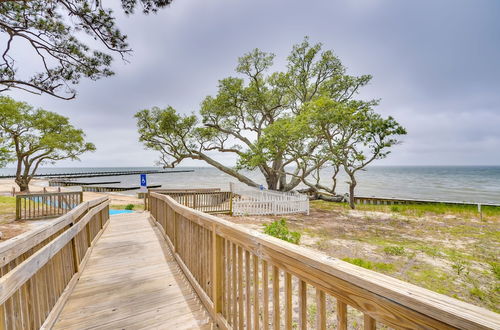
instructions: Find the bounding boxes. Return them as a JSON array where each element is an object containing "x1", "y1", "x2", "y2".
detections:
[
  {"x1": 0, "y1": 196, "x2": 16, "y2": 224},
  {"x1": 311, "y1": 200, "x2": 500, "y2": 219},
  {"x1": 110, "y1": 203, "x2": 144, "y2": 211}
]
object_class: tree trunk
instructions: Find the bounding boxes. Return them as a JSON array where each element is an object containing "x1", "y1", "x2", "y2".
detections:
[
  {"x1": 15, "y1": 177, "x2": 30, "y2": 192},
  {"x1": 348, "y1": 176, "x2": 356, "y2": 209}
]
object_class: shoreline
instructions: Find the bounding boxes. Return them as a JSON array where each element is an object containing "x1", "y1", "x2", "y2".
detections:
[{"x1": 0, "y1": 178, "x2": 143, "y2": 206}]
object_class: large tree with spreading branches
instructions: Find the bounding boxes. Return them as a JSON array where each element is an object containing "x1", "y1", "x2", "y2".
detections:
[
  {"x1": 0, "y1": 0, "x2": 171, "y2": 99},
  {"x1": 0, "y1": 96, "x2": 95, "y2": 191},
  {"x1": 136, "y1": 38, "x2": 406, "y2": 205}
]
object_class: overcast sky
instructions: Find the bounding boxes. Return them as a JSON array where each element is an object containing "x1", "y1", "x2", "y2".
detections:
[{"x1": 6, "y1": 0, "x2": 500, "y2": 167}]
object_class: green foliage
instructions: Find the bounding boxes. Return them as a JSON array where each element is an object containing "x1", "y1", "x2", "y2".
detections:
[
  {"x1": 136, "y1": 37, "x2": 406, "y2": 193},
  {"x1": 342, "y1": 257, "x2": 394, "y2": 272},
  {"x1": 342, "y1": 257, "x2": 373, "y2": 269},
  {"x1": 383, "y1": 246, "x2": 406, "y2": 256},
  {"x1": 390, "y1": 205, "x2": 401, "y2": 212},
  {"x1": 263, "y1": 219, "x2": 301, "y2": 244},
  {"x1": 0, "y1": 0, "x2": 170, "y2": 99},
  {"x1": 489, "y1": 262, "x2": 500, "y2": 280},
  {"x1": 124, "y1": 204, "x2": 135, "y2": 210},
  {"x1": 0, "y1": 96, "x2": 95, "y2": 190},
  {"x1": 469, "y1": 287, "x2": 486, "y2": 301},
  {"x1": 452, "y1": 260, "x2": 468, "y2": 275}
]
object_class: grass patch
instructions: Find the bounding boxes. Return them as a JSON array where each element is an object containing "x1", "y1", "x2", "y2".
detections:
[
  {"x1": 383, "y1": 245, "x2": 406, "y2": 256},
  {"x1": 263, "y1": 219, "x2": 301, "y2": 244},
  {"x1": 310, "y1": 200, "x2": 500, "y2": 220},
  {"x1": 489, "y1": 262, "x2": 500, "y2": 280},
  {"x1": 342, "y1": 258, "x2": 394, "y2": 273},
  {"x1": 124, "y1": 204, "x2": 135, "y2": 210},
  {"x1": 0, "y1": 196, "x2": 16, "y2": 224},
  {"x1": 407, "y1": 265, "x2": 453, "y2": 295},
  {"x1": 110, "y1": 203, "x2": 144, "y2": 211}
]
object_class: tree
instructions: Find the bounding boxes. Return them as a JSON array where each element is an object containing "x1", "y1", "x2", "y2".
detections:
[
  {"x1": 0, "y1": 96, "x2": 95, "y2": 191},
  {"x1": 303, "y1": 96, "x2": 406, "y2": 208},
  {"x1": 136, "y1": 37, "x2": 373, "y2": 191},
  {"x1": 0, "y1": 0, "x2": 171, "y2": 99}
]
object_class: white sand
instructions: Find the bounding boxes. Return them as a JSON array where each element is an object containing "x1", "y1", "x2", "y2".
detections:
[{"x1": 0, "y1": 178, "x2": 143, "y2": 205}]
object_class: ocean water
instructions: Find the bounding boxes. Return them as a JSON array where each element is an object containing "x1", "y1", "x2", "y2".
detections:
[{"x1": 1, "y1": 166, "x2": 499, "y2": 204}]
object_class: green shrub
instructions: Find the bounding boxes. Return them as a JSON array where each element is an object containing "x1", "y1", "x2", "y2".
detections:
[
  {"x1": 390, "y1": 205, "x2": 401, "y2": 212},
  {"x1": 342, "y1": 258, "x2": 373, "y2": 269},
  {"x1": 374, "y1": 262, "x2": 395, "y2": 272},
  {"x1": 124, "y1": 204, "x2": 135, "y2": 210},
  {"x1": 263, "y1": 219, "x2": 301, "y2": 244},
  {"x1": 383, "y1": 246, "x2": 405, "y2": 256},
  {"x1": 489, "y1": 262, "x2": 500, "y2": 280}
]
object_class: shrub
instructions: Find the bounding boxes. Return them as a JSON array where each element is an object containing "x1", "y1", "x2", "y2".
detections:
[
  {"x1": 342, "y1": 258, "x2": 373, "y2": 269},
  {"x1": 124, "y1": 204, "x2": 135, "y2": 210},
  {"x1": 490, "y1": 262, "x2": 500, "y2": 280},
  {"x1": 452, "y1": 260, "x2": 468, "y2": 275},
  {"x1": 263, "y1": 219, "x2": 301, "y2": 244},
  {"x1": 383, "y1": 246, "x2": 405, "y2": 256},
  {"x1": 390, "y1": 205, "x2": 401, "y2": 212}
]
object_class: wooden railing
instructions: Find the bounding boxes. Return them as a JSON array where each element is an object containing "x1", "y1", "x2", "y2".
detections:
[
  {"x1": 149, "y1": 192, "x2": 500, "y2": 330},
  {"x1": 15, "y1": 191, "x2": 83, "y2": 220},
  {"x1": 0, "y1": 197, "x2": 110, "y2": 329},
  {"x1": 150, "y1": 190, "x2": 232, "y2": 214}
]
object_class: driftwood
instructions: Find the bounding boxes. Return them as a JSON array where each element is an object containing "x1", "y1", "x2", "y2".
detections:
[{"x1": 297, "y1": 188, "x2": 348, "y2": 202}]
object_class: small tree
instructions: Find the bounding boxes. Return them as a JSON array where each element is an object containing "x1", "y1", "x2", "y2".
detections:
[
  {"x1": 304, "y1": 97, "x2": 406, "y2": 208},
  {"x1": 0, "y1": 96, "x2": 95, "y2": 191}
]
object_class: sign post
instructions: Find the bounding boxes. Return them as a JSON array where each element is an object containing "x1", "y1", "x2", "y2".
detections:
[{"x1": 140, "y1": 174, "x2": 147, "y2": 193}]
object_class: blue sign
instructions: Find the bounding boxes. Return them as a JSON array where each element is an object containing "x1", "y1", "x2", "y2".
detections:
[{"x1": 140, "y1": 174, "x2": 147, "y2": 187}]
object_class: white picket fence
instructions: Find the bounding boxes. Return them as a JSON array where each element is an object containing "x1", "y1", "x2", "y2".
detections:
[{"x1": 230, "y1": 183, "x2": 309, "y2": 216}]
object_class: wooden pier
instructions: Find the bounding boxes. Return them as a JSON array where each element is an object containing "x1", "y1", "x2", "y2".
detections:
[
  {"x1": 0, "y1": 169, "x2": 194, "y2": 179},
  {"x1": 82, "y1": 184, "x2": 161, "y2": 192},
  {"x1": 48, "y1": 180, "x2": 121, "y2": 187}
]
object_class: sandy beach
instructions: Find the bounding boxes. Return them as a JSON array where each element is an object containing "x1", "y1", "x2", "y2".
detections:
[{"x1": 0, "y1": 178, "x2": 143, "y2": 205}]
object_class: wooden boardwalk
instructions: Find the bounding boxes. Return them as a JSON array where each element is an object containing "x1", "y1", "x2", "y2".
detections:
[{"x1": 52, "y1": 212, "x2": 213, "y2": 329}]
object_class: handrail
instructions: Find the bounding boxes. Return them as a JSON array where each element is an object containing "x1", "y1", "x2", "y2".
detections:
[
  {"x1": 150, "y1": 191, "x2": 232, "y2": 214},
  {"x1": 0, "y1": 197, "x2": 110, "y2": 329},
  {"x1": 15, "y1": 191, "x2": 84, "y2": 220},
  {"x1": 149, "y1": 192, "x2": 500, "y2": 330}
]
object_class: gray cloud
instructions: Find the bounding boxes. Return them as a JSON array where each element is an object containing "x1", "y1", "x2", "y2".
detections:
[{"x1": 5, "y1": 0, "x2": 500, "y2": 167}]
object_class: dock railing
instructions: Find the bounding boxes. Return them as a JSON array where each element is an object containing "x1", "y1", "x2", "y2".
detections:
[
  {"x1": 149, "y1": 192, "x2": 500, "y2": 330},
  {"x1": 0, "y1": 197, "x2": 110, "y2": 329},
  {"x1": 15, "y1": 191, "x2": 83, "y2": 221},
  {"x1": 147, "y1": 189, "x2": 231, "y2": 214}
]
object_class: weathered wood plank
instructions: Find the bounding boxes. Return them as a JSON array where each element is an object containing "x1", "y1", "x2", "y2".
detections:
[{"x1": 53, "y1": 212, "x2": 213, "y2": 329}]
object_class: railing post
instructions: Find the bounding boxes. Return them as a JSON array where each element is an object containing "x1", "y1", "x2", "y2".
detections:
[
  {"x1": 229, "y1": 192, "x2": 233, "y2": 216},
  {"x1": 212, "y1": 223, "x2": 223, "y2": 319},
  {"x1": 15, "y1": 195, "x2": 20, "y2": 220},
  {"x1": 173, "y1": 210, "x2": 178, "y2": 252}
]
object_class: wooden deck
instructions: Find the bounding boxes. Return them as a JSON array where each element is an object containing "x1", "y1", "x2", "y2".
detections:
[{"x1": 52, "y1": 212, "x2": 213, "y2": 329}]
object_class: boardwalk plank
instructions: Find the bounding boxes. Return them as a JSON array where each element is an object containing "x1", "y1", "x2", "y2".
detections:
[{"x1": 53, "y1": 212, "x2": 213, "y2": 329}]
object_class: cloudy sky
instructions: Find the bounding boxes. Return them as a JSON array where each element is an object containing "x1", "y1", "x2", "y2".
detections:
[{"x1": 6, "y1": 0, "x2": 500, "y2": 167}]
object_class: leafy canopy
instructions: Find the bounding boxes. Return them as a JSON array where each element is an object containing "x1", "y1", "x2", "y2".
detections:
[
  {"x1": 137, "y1": 37, "x2": 379, "y2": 191},
  {"x1": 0, "y1": 96, "x2": 95, "y2": 189},
  {"x1": 0, "y1": 0, "x2": 171, "y2": 99},
  {"x1": 136, "y1": 38, "x2": 406, "y2": 201}
]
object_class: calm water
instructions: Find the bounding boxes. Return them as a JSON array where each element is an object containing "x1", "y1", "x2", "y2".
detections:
[{"x1": 1, "y1": 166, "x2": 499, "y2": 203}]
